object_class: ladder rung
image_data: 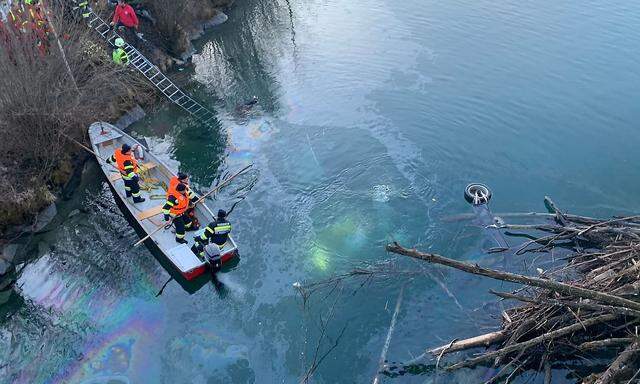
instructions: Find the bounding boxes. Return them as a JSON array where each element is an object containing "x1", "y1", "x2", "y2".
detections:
[
  {"x1": 148, "y1": 72, "x2": 160, "y2": 81},
  {"x1": 168, "y1": 90, "x2": 180, "y2": 98}
]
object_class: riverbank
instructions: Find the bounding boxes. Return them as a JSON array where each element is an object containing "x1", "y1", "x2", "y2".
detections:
[{"x1": 0, "y1": 0, "x2": 233, "y2": 241}]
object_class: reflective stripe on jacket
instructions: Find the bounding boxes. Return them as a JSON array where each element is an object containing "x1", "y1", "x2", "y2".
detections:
[
  {"x1": 112, "y1": 48, "x2": 129, "y2": 65},
  {"x1": 112, "y1": 149, "x2": 138, "y2": 179},
  {"x1": 163, "y1": 191, "x2": 189, "y2": 216}
]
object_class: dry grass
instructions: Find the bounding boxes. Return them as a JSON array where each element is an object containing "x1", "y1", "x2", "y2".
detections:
[{"x1": 0, "y1": 1, "x2": 153, "y2": 234}]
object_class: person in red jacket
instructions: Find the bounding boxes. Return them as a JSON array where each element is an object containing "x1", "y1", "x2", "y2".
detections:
[{"x1": 110, "y1": 0, "x2": 138, "y2": 32}]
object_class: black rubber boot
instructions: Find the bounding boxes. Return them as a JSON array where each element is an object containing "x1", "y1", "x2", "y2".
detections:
[
  {"x1": 175, "y1": 238, "x2": 188, "y2": 244},
  {"x1": 125, "y1": 192, "x2": 132, "y2": 198},
  {"x1": 133, "y1": 196, "x2": 146, "y2": 203}
]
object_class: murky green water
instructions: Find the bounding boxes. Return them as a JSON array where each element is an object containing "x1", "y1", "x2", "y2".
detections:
[{"x1": 3, "y1": 0, "x2": 640, "y2": 383}]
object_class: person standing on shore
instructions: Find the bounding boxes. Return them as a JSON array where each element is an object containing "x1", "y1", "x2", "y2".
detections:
[{"x1": 110, "y1": 0, "x2": 141, "y2": 39}]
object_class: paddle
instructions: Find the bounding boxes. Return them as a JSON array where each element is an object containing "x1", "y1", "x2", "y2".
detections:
[
  {"x1": 133, "y1": 163, "x2": 253, "y2": 247},
  {"x1": 63, "y1": 133, "x2": 148, "y2": 176}
]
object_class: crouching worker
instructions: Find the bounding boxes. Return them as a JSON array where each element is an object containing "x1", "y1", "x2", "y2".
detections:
[
  {"x1": 198, "y1": 209, "x2": 232, "y2": 248},
  {"x1": 112, "y1": 37, "x2": 129, "y2": 65},
  {"x1": 107, "y1": 143, "x2": 145, "y2": 203},
  {"x1": 162, "y1": 183, "x2": 199, "y2": 244}
]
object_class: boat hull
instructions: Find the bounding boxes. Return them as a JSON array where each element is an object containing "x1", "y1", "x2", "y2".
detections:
[{"x1": 89, "y1": 122, "x2": 239, "y2": 288}]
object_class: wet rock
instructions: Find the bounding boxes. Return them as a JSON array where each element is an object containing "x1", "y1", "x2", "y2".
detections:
[
  {"x1": 0, "y1": 258, "x2": 13, "y2": 276},
  {"x1": 33, "y1": 202, "x2": 57, "y2": 232},
  {"x1": 115, "y1": 104, "x2": 146, "y2": 130},
  {"x1": 1, "y1": 244, "x2": 18, "y2": 264},
  {"x1": 209, "y1": 11, "x2": 228, "y2": 27},
  {"x1": 37, "y1": 242, "x2": 50, "y2": 258},
  {"x1": 68, "y1": 209, "x2": 80, "y2": 218},
  {"x1": 0, "y1": 273, "x2": 13, "y2": 291}
]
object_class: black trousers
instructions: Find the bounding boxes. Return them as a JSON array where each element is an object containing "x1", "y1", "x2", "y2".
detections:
[
  {"x1": 173, "y1": 214, "x2": 193, "y2": 239},
  {"x1": 123, "y1": 177, "x2": 141, "y2": 197}
]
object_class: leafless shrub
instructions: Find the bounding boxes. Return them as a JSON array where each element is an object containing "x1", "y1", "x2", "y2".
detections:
[
  {"x1": 142, "y1": 0, "x2": 219, "y2": 55},
  {"x1": 0, "y1": 1, "x2": 153, "y2": 233}
]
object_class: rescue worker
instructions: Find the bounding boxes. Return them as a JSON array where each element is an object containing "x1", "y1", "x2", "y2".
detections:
[
  {"x1": 196, "y1": 209, "x2": 232, "y2": 248},
  {"x1": 107, "y1": 143, "x2": 145, "y2": 203},
  {"x1": 74, "y1": 0, "x2": 92, "y2": 19},
  {"x1": 162, "y1": 183, "x2": 198, "y2": 244},
  {"x1": 112, "y1": 37, "x2": 128, "y2": 65},
  {"x1": 110, "y1": 0, "x2": 139, "y2": 33},
  {"x1": 168, "y1": 172, "x2": 198, "y2": 201}
]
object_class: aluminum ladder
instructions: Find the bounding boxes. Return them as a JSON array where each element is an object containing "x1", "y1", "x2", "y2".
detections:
[{"x1": 77, "y1": 6, "x2": 217, "y2": 126}]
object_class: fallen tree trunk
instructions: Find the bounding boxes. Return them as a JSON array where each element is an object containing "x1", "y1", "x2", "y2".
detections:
[
  {"x1": 578, "y1": 338, "x2": 633, "y2": 351},
  {"x1": 386, "y1": 243, "x2": 640, "y2": 312}
]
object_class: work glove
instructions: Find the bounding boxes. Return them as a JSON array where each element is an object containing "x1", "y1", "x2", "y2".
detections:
[{"x1": 164, "y1": 214, "x2": 170, "y2": 222}]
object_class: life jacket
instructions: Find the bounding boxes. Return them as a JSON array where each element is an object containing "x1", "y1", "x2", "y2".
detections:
[
  {"x1": 168, "y1": 176, "x2": 198, "y2": 200},
  {"x1": 168, "y1": 176, "x2": 186, "y2": 196},
  {"x1": 113, "y1": 149, "x2": 138, "y2": 175},
  {"x1": 168, "y1": 190, "x2": 189, "y2": 216},
  {"x1": 112, "y1": 48, "x2": 128, "y2": 65}
]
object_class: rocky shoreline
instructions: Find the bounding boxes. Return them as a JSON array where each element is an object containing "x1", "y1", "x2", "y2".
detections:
[
  {"x1": 0, "y1": 0, "x2": 233, "y2": 240},
  {"x1": 0, "y1": 0, "x2": 235, "y2": 305}
]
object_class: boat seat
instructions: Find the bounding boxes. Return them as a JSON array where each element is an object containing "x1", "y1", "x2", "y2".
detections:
[
  {"x1": 137, "y1": 205, "x2": 163, "y2": 220},
  {"x1": 108, "y1": 162, "x2": 158, "y2": 182}
]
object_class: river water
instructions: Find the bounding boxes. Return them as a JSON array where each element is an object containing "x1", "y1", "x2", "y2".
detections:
[{"x1": 3, "y1": 0, "x2": 640, "y2": 383}]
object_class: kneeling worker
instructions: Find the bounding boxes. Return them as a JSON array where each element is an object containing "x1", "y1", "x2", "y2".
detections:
[
  {"x1": 107, "y1": 143, "x2": 145, "y2": 203},
  {"x1": 163, "y1": 183, "x2": 198, "y2": 244}
]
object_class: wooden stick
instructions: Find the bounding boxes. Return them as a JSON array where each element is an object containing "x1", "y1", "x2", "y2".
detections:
[
  {"x1": 133, "y1": 164, "x2": 253, "y2": 247},
  {"x1": 386, "y1": 243, "x2": 640, "y2": 312},
  {"x1": 544, "y1": 359, "x2": 552, "y2": 384},
  {"x1": 448, "y1": 313, "x2": 616, "y2": 370},
  {"x1": 578, "y1": 338, "x2": 633, "y2": 351},
  {"x1": 490, "y1": 290, "x2": 640, "y2": 318},
  {"x1": 398, "y1": 331, "x2": 506, "y2": 367},
  {"x1": 372, "y1": 284, "x2": 404, "y2": 384},
  {"x1": 594, "y1": 340, "x2": 640, "y2": 384},
  {"x1": 578, "y1": 216, "x2": 640, "y2": 237}
]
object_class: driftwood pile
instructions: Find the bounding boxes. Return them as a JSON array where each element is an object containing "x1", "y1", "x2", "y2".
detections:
[{"x1": 387, "y1": 198, "x2": 640, "y2": 384}]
